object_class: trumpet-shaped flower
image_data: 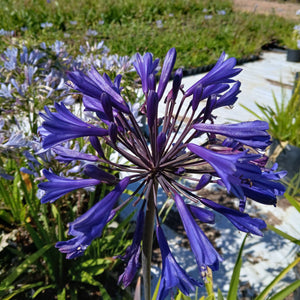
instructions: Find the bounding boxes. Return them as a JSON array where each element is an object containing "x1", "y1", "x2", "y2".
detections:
[
  {"x1": 38, "y1": 169, "x2": 102, "y2": 203},
  {"x1": 118, "y1": 208, "x2": 144, "y2": 288},
  {"x1": 39, "y1": 102, "x2": 108, "y2": 148},
  {"x1": 193, "y1": 120, "x2": 271, "y2": 149},
  {"x1": 174, "y1": 194, "x2": 223, "y2": 271},
  {"x1": 156, "y1": 225, "x2": 202, "y2": 299},
  {"x1": 55, "y1": 177, "x2": 129, "y2": 259}
]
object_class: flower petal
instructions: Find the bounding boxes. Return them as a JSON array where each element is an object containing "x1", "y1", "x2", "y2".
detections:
[
  {"x1": 156, "y1": 225, "x2": 202, "y2": 299},
  {"x1": 56, "y1": 177, "x2": 130, "y2": 259},
  {"x1": 157, "y1": 48, "x2": 177, "y2": 100},
  {"x1": 193, "y1": 120, "x2": 271, "y2": 149},
  {"x1": 174, "y1": 194, "x2": 222, "y2": 272},
  {"x1": 200, "y1": 198, "x2": 266, "y2": 235},
  {"x1": 38, "y1": 169, "x2": 101, "y2": 203}
]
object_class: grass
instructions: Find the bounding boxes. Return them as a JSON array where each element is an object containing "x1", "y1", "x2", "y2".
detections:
[{"x1": 0, "y1": 0, "x2": 297, "y2": 68}]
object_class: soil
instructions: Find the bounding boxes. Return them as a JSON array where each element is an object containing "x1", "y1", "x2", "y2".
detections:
[{"x1": 233, "y1": 0, "x2": 300, "y2": 20}]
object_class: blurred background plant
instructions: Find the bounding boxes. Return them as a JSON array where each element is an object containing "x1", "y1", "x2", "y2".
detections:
[
  {"x1": 0, "y1": 37, "x2": 137, "y2": 299},
  {"x1": 241, "y1": 76, "x2": 300, "y2": 182},
  {"x1": 241, "y1": 79, "x2": 300, "y2": 148},
  {"x1": 0, "y1": 164, "x2": 136, "y2": 299},
  {"x1": 286, "y1": 24, "x2": 300, "y2": 50},
  {"x1": 284, "y1": 8, "x2": 300, "y2": 50},
  {"x1": 0, "y1": 0, "x2": 297, "y2": 68}
]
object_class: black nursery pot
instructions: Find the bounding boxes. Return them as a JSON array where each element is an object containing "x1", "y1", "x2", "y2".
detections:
[
  {"x1": 287, "y1": 49, "x2": 300, "y2": 62},
  {"x1": 268, "y1": 140, "x2": 300, "y2": 181}
]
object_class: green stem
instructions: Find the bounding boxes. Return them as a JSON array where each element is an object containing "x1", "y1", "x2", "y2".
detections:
[{"x1": 142, "y1": 180, "x2": 157, "y2": 300}]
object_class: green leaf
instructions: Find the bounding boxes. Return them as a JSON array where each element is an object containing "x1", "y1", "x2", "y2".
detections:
[
  {"x1": 2, "y1": 282, "x2": 43, "y2": 300},
  {"x1": 0, "y1": 209, "x2": 14, "y2": 224},
  {"x1": 79, "y1": 270, "x2": 110, "y2": 300},
  {"x1": 227, "y1": 234, "x2": 248, "y2": 300},
  {"x1": 57, "y1": 287, "x2": 66, "y2": 300},
  {"x1": 217, "y1": 288, "x2": 224, "y2": 300},
  {"x1": 267, "y1": 225, "x2": 300, "y2": 246},
  {"x1": 268, "y1": 280, "x2": 300, "y2": 300},
  {"x1": 174, "y1": 290, "x2": 191, "y2": 300},
  {"x1": 239, "y1": 103, "x2": 262, "y2": 120},
  {"x1": 0, "y1": 243, "x2": 53, "y2": 289},
  {"x1": 285, "y1": 193, "x2": 300, "y2": 213},
  {"x1": 25, "y1": 222, "x2": 57, "y2": 282},
  {"x1": 152, "y1": 276, "x2": 161, "y2": 300},
  {"x1": 0, "y1": 179, "x2": 11, "y2": 206},
  {"x1": 255, "y1": 257, "x2": 300, "y2": 300},
  {"x1": 81, "y1": 257, "x2": 112, "y2": 275},
  {"x1": 32, "y1": 284, "x2": 56, "y2": 298}
]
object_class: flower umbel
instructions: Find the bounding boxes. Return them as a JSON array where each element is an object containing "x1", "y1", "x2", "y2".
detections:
[{"x1": 38, "y1": 48, "x2": 286, "y2": 299}]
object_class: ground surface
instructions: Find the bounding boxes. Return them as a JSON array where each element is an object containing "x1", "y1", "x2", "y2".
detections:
[{"x1": 233, "y1": 0, "x2": 300, "y2": 20}]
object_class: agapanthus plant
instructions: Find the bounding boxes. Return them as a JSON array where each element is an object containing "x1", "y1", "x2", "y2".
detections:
[
  {"x1": 38, "y1": 48, "x2": 286, "y2": 299},
  {"x1": 0, "y1": 40, "x2": 134, "y2": 184}
]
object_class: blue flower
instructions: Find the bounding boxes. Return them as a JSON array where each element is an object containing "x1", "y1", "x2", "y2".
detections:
[
  {"x1": 193, "y1": 120, "x2": 271, "y2": 149},
  {"x1": 199, "y1": 198, "x2": 266, "y2": 236},
  {"x1": 38, "y1": 48, "x2": 286, "y2": 297},
  {"x1": 67, "y1": 67, "x2": 129, "y2": 113},
  {"x1": 41, "y1": 22, "x2": 53, "y2": 28},
  {"x1": 187, "y1": 143, "x2": 245, "y2": 192},
  {"x1": 214, "y1": 81, "x2": 241, "y2": 109},
  {"x1": 38, "y1": 169, "x2": 102, "y2": 203},
  {"x1": 133, "y1": 52, "x2": 159, "y2": 96},
  {"x1": 39, "y1": 102, "x2": 108, "y2": 148},
  {"x1": 156, "y1": 48, "x2": 177, "y2": 100},
  {"x1": 187, "y1": 144, "x2": 285, "y2": 206},
  {"x1": 174, "y1": 194, "x2": 223, "y2": 272},
  {"x1": 188, "y1": 204, "x2": 215, "y2": 224},
  {"x1": 156, "y1": 225, "x2": 202, "y2": 299},
  {"x1": 118, "y1": 208, "x2": 144, "y2": 288},
  {"x1": 55, "y1": 177, "x2": 129, "y2": 259},
  {"x1": 185, "y1": 52, "x2": 242, "y2": 97}
]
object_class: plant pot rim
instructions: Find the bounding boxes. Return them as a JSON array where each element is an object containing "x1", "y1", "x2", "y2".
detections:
[{"x1": 287, "y1": 48, "x2": 300, "y2": 62}]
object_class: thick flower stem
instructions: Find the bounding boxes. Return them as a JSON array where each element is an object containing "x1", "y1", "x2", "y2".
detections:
[{"x1": 142, "y1": 181, "x2": 157, "y2": 300}]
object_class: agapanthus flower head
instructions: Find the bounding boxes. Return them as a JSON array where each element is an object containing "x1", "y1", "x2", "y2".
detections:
[{"x1": 38, "y1": 47, "x2": 286, "y2": 298}]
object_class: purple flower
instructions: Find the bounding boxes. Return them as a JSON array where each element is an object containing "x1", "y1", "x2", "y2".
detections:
[
  {"x1": 199, "y1": 198, "x2": 266, "y2": 235},
  {"x1": 55, "y1": 177, "x2": 129, "y2": 259},
  {"x1": 118, "y1": 247, "x2": 141, "y2": 288},
  {"x1": 187, "y1": 143, "x2": 245, "y2": 192},
  {"x1": 156, "y1": 225, "x2": 202, "y2": 299},
  {"x1": 185, "y1": 52, "x2": 242, "y2": 97},
  {"x1": 189, "y1": 204, "x2": 215, "y2": 224},
  {"x1": 157, "y1": 48, "x2": 176, "y2": 100},
  {"x1": 38, "y1": 169, "x2": 102, "y2": 203},
  {"x1": 133, "y1": 52, "x2": 159, "y2": 96},
  {"x1": 53, "y1": 145, "x2": 100, "y2": 162},
  {"x1": 67, "y1": 67, "x2": 129, "y2": 113},
  {"x1": 39, "y1": 102, "x2": 108, "y2": 148},
  {"x1": 39, "y1": 48, "x2": 286, "y2": 297},
  {"x1": 187, "y1": 144, "x2": 285, "y2": 206},
  {"x1": 174, "y1": 194, "x2": 223, "y2": 272},
  {"x1": 193, "y1": 120, "x2": 271, "y2": 149},
  {"x1": 118, "y1": 208, "x2": 144, "y2": 288},
  {"x1": 240, "y1": 166, "x2": 286, "y2": 206},
  {"x1": 214, "y1": 81, "x2": 241, "y2": 108}
]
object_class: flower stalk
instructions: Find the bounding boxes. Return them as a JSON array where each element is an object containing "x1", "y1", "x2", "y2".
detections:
[{"x1": 142, "y1": 180, "x2": 157, "y2": 300}]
